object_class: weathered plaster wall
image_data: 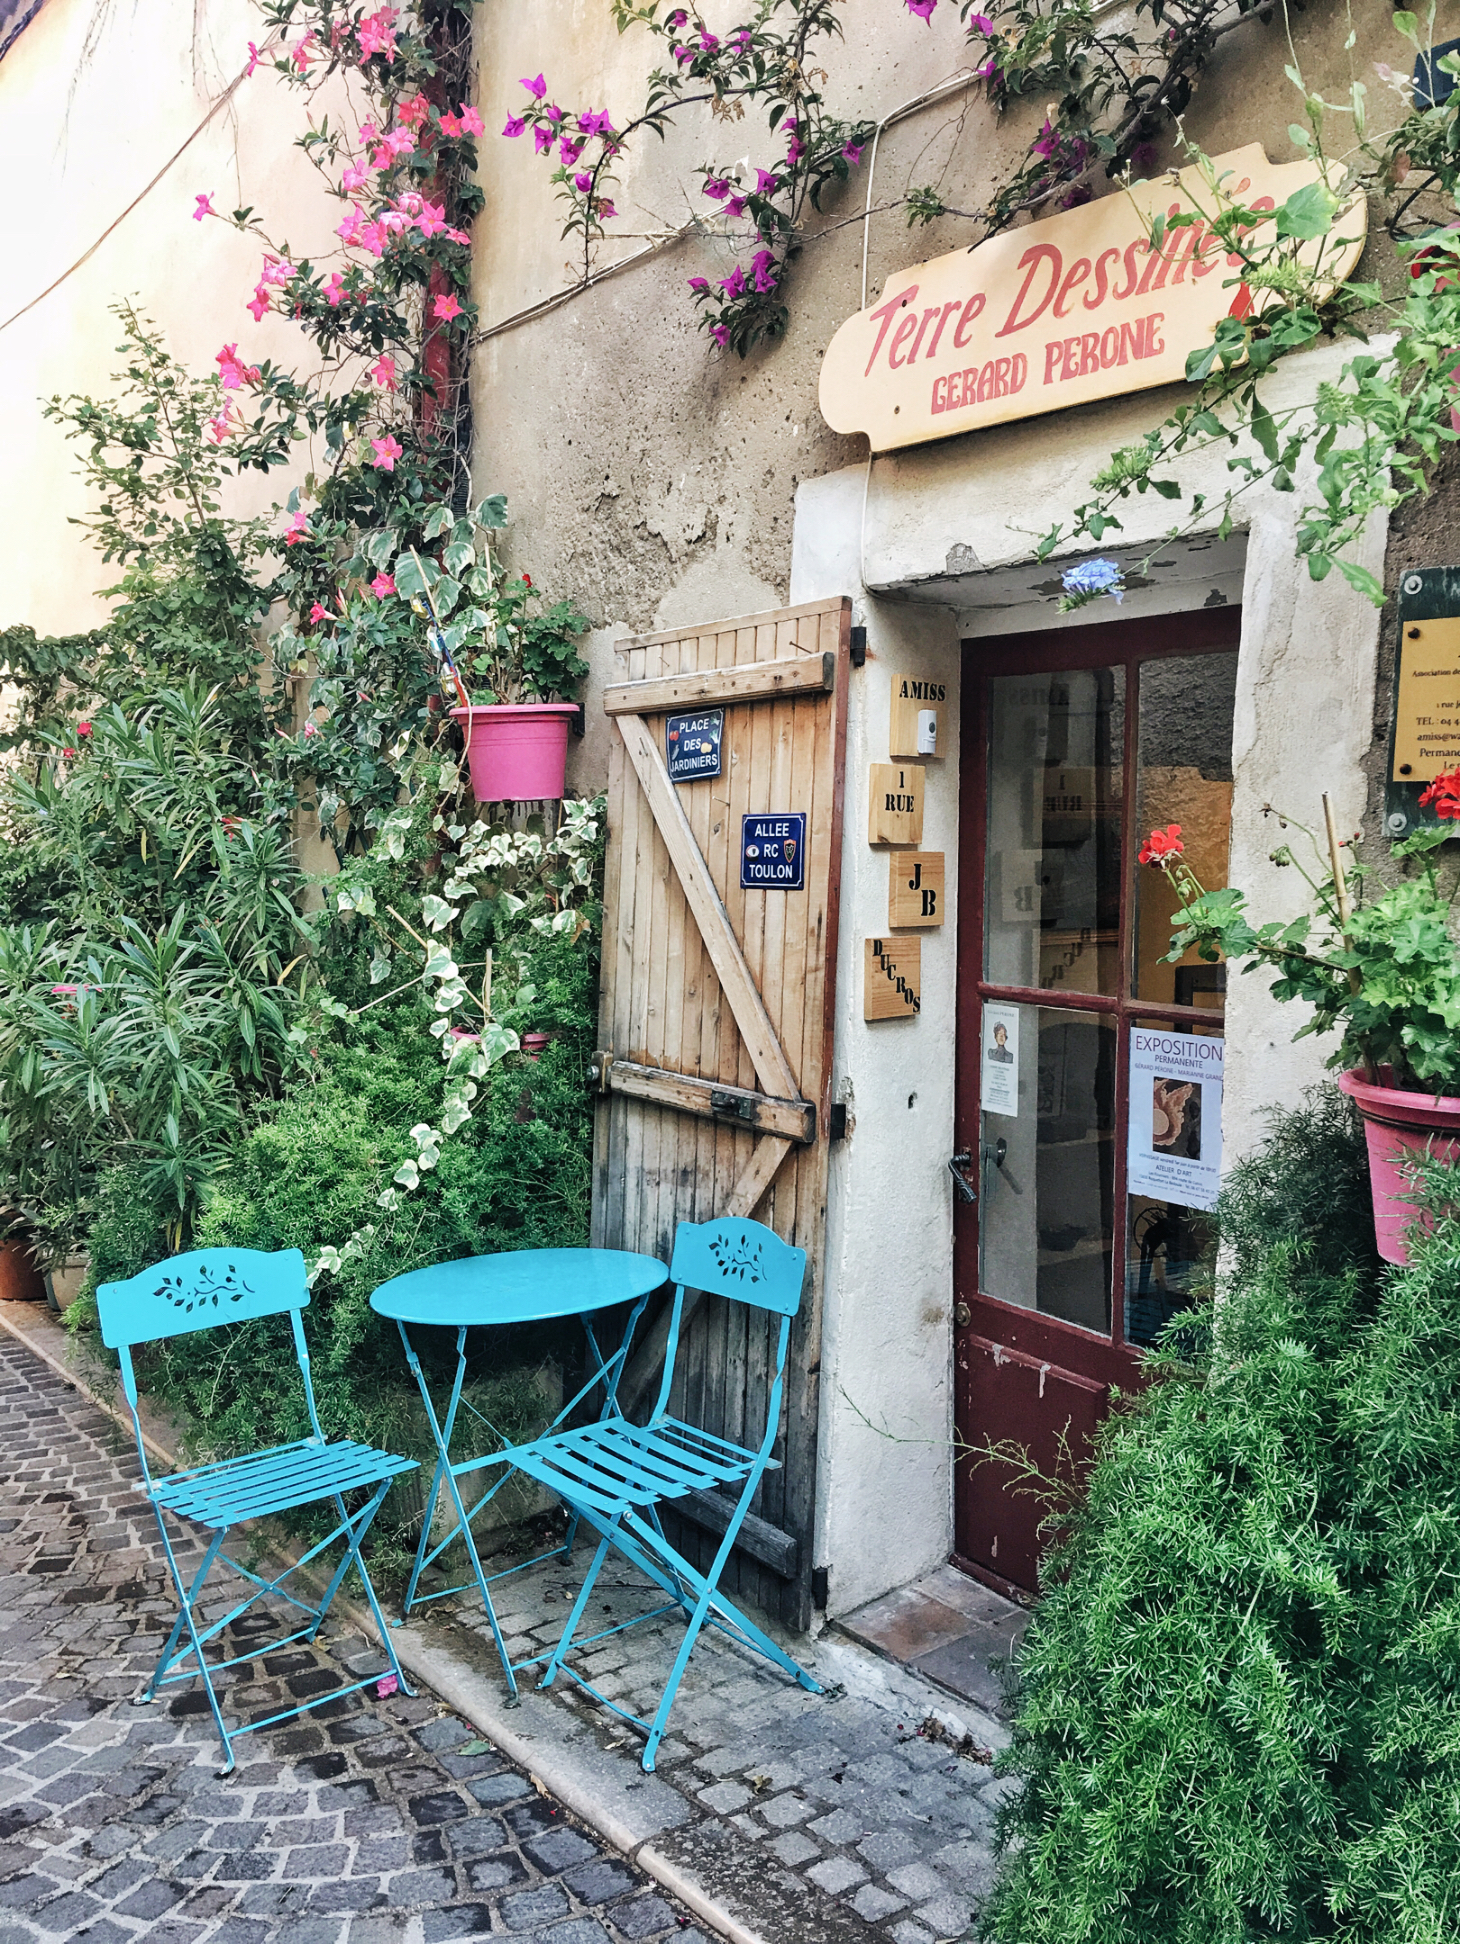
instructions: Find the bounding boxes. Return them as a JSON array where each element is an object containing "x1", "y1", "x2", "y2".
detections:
[
  {"x1": 471, "y1": 0, "x2": 1401, "y2": 656},
  {"x1": 0, "y1": 0, "x2": 353, "y2": 638}
]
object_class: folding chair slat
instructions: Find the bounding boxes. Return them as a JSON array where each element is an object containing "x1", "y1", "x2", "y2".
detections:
[
  {"x1": 575, "y1": 1425, "x2": 731, "y2": 1492},
  {"x1": 156, "y1": 1442, "x2": 413, "y2": 1525}
]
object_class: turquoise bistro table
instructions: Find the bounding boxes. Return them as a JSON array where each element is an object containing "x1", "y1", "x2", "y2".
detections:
[{"x1": 369, "y1": 1247, "x2": 667, "y2": 1697}]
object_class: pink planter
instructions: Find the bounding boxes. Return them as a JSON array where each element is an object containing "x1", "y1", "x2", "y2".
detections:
[
  {"x1": 1337, "y1": 1066, "x2": 1460, "y2": 1264},
  {"x1": 451, "y1": 703, "x2": 577, "y2": 803}
]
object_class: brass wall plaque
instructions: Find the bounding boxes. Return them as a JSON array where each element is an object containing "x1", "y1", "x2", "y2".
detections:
[
  {"x1": 868, "y1": 763, "x2": 925, "y2": 846},
  {"x1": 888, "y1": 852, "x2": 945, "y2": 928},
  {"x1": 864, "y1": 936, "x2": 921, "y2": 1019},
  {"x1": 1392, "y1": 615, "x2": 1460, "y2": 783}
]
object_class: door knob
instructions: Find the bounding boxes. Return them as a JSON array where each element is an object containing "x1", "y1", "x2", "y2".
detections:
[
  {"x1": 954, "y1": 1300, "x2": 971, "y2": 1327},
  {"x1": 948, "y1": 1151, "x2": 977, "y2": 1203}
]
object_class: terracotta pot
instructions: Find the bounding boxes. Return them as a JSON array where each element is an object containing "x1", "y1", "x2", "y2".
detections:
[
  {"x1": 451, "y1": 703, "x2": 577, "y2": 804},
  {"x1": 1337, "y1": 1066, "x2": 1460, "y2": 1264},
  {"x1": 0, "y1": 1235, "x2": 45, "y2": 1303}
]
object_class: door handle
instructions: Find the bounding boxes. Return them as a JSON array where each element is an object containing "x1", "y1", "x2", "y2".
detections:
[
  {"x1": 984, "y1": 1136, "x2": 1024, "y2": 1194},
  {"x1": 948, "y1": 1151, "x2": 977, "y2": 1203}
]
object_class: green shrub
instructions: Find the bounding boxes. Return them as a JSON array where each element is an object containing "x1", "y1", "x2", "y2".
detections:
[{"x1": 983, "y1": 1093, "x2": 1460, "y2": 1944}]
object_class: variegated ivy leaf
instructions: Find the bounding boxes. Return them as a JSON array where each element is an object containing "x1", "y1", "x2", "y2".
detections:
[
  {"x1": 482, "y1": 1023, "x2": 521, "y2": 1063},
  {"x1": 369, "y1": 950, "x2": 392, "y2": 985},
  {"x1": 447, "y1": 824, "x2": 467, "y2": 840},
  {"x1": 376, "y1": 1186, "x2": 401, "y2": 1210},
  {"x1": 421, "y1": 895, "x2": 457, "y2": 932},
  {"x1": 442, "y1": 876, "x2": 476, "y2": 902},
  {"x1": 422, "y1": 945, "x2": 458, "y2": 982},
  {"x1": 499, "y1": 891, "x2": 527, "y2": 918},
  {"x1": 440, "y1": 1095, "x2": 475, "y2": 1135},
  {"x1": 433, "y1": 980, "x2": 470, "y2": 1011},
  {"x1": 393, "y1": 1159, "x2": 420, "y2": 1190},
  {"x1": 438, "y1": 759, "x2": 459, "y2": 791},
  {"x1": 428, "y1": 1016, "x2": 452, "y2": 1037}
]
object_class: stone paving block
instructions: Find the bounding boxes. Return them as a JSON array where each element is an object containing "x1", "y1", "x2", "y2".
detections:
[
  {"x1": 463, "y1": 1850, "x2": 530, "y2": 1893},
  {"x1": 604, "y1": 1891, "x2": 676, "y2": 1938},
  {"x1": 696, "y1": 1781, "x2": 750, "y2": 1814},
  {"x1": 758, "y1": 1791, "x2": 812, "y2": 1828},
  {"x1": 563, "y1": 1858, "x2": 637, "y2": 1905},
  {"x1": 806, "y1": 1856, "x2": 868, "y2": 1895},
  {"x1": 889, "y1": 1923, "x2": 935, "y2": 1944},
  {"x1": 499, "y1": 1882, "x2": 572, "y2": 1930},
  {"x1": 857, "y1": 1830, "x2": 925, "y2": 1870},
  {"x1": 539, "y1": 1921, "x2": 614, "y2": 1944},
  {"x1": 767, "y1": 1830, "x2": 819, "y2": 1865},
  {"x1": 854, "y1": 1885, "x2": 910, "y2": 1922},
  {"x1": 915, "y1": 1891, "x2": 976, "y2": 1936},
  {"x1": 524, "y1": 1827, "x2": 599, "y2": 1874}
]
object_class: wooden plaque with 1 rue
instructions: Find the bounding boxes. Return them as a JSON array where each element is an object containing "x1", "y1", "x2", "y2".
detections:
[
  {"x1": 868, "y1": 764, "x2": 925, "y2": 846},
  {"x1": 888, "y1": 852, "x2": 945, "y2": 928}
]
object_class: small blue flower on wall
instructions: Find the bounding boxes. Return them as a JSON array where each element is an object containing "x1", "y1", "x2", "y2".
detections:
[{"x1": 1059, "y1": 558, "x2": 1127, "y2": 612}]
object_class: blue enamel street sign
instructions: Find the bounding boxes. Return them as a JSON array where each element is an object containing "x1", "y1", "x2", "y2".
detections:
[
  {"x1": 740, "y1": 813, "x2": 806, "y2": 891},
  {"x1": 666, "y1": 708, "x2": 724, "y2": 782}
]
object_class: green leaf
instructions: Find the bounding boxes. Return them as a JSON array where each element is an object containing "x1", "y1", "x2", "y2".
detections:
[
  {"x1": 1275, "y1": 180, "x2": 1339, "y2": 240},
  {"x1": 1337, "y1": 559, "x2": 1385, "y2": 604},
  {"x1": 474, "y1": 494, "x2": 508, "y2": 529}
]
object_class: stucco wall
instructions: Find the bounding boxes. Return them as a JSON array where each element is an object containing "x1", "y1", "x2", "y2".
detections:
[{"x1": 0, "y1": 0, "x2": 353, "y2": 638}]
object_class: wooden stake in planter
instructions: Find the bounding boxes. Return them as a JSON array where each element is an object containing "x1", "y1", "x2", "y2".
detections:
[{"x1": 1323, "y1": 790, "x2": 1377, "y2": 1084}]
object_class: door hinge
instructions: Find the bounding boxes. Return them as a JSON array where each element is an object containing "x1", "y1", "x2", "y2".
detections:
[
  {"x1": 709, "y1": 1088, "x2": 757, "y2": 1124},
  {"x1": 811, "y1": 1565, "x2": 830, "y2": 1608},
  {"x1": 829, "y1": 1102, "x2": 848, "y2": 1141},
  {"x1": 588, "y1": 1050, "x2": 612, "y2": 1094}
]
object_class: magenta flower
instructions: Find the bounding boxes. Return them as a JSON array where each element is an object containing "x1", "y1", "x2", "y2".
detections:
[
  {"x1": 370, "y1": 434, "x2": 404, "y2": 472},
  {"x1": 284, "y1": 509, "x2": 311, "y2": 546},
  {"x1": 666, "y1": 8, "x2": 687, "y2": 25},
  {"x1": 968, "y1": 11, "x2": 993, "y2": 29},
  {"x1": 503, "y1": 114, "x2": 527, "y2": 138},
  {"x1": 755, "y1": 168, "x2": 780, "y2": 195},
  {"x1": 842, "y1": 141, "x2": 863, "y2": 165},
  {"x1": 520, "y1": 73, "x2": 547, "y2": 98},
  {"x1": 245, "y1": 40, "x2": 264, "y2": 75},
  {"x1": 290, "y1": 31, "x2": 316, "y2": 72},
  {"x1": 433, "y1": 293, "x2": 463, "y2": 321},
  {"x1": 369, "y1": 571, "x2": 397, "y2": 598},
  {"x1": 370, "y1": 354, "x2": 398, "y2": 390},
  {"x1": 703, "y1": 176, "x2": 731, "y2": 201},
  {"x1": 688, "y1": 276, "x2": 710, "y2": 292},
  {"x1": 573, "y1": 170, "x2": 594, "y2": 192},
  {"x1": 545, "y1": 103, "x2": 565, "y2": 122},
  {"x1": 726, "y1": 196, "x2": 748, "y2": 218},
  {"x1": 710, "y1": 323, "x2": 729, "y2": 347},
  {"x1": 460, "y1": 106, "x2": 484, "y2": 136},
  {"x1": 749, "y1": 247, "x2": 778, "y2": 293},
  {"x1": 560, "y1": 137, "x2": 584, "y2": 164},
  {"x1": 578, "y1": 108, "x2": 615, "y2": 137},
  {"x1": 597, "y1": 199, "x2": 617, "y2": 220},
  {"x1": 700, "y1": 31, "x2": 719, "y2": 49},
  {"x1": 673, "y1": 44, "x2": 694, "y2": 65},
  {"x1": 720, "y1": 264, "x2": 746, "y2": 298},
  {"x1": 193, "y1": 193, "x2": 216, "y2": 221},
  {"x1": 246, "y1": 286, "x2": 270, "y2": 322},
  {"x1": 906, "y1": 0, "x2": 936, "y2": 16},
  {"x1": 309, "y1": 602, "x2": 330, "y2": 623},
  {"x1": 533, "y1": 125, "x2": 554, "y2": 155}
]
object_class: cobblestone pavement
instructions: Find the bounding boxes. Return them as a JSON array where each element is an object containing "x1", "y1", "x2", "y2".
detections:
[
  {"x1": 0, "y1": 1336, "x2": 707, "y2": 1944},
  {"x1": 428, "y1": 1538, "x2": 1010, "y2": 1942}
]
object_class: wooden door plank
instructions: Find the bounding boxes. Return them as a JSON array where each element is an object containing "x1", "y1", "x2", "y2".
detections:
[
  {"x1": 602, "y1": 1060, "x2": 815, "y2": 1143},
  {"x1": 602, "y1": 652, "x2": 835, "y2": 717},
  {"x1": 616, "y1": 713, "x2": 801, "y2": 1106},
  {"x1": 618, "y1": 595, "x2": 848, "y2": 655}
]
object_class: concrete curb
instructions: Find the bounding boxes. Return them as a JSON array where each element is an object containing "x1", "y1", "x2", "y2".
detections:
[{"x1": 0, "y1": 1302, "x2": 779, "y2": 1944}]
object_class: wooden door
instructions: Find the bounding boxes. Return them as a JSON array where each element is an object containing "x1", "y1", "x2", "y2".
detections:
[
  {"x1": 592, "y1": 596, "x2": 851, "y2": 1632},
  {"x1": 953, "y1": 610, "x2": 1241, "y2": 1599}
]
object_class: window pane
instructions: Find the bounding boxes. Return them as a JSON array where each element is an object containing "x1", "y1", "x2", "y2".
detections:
[
  {"x1": 1134, "y1": 652, "x2": 1237, "y2": 1005},
  {"x1": 984, "y1": 668, "x2": 1125, "y2": 996},
  {"x1": 979, "y1": 1004, "x2": 1115, "y2": 1333},
  {"x1": 1123, "y1": 1016, "x2": 1223, "y2": 1349}
]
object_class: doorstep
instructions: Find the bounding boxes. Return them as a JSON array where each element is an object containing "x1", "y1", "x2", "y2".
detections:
[
  {"x1": 0, "y1": 1297, "x2": 1015, "y2": 1944},
  {"x1": 835, "y1": 1567, "x2": 1030, "y2": 1723}
]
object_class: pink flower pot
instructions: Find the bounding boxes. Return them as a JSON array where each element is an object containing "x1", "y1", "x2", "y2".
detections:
[
  {"x1": 521, "y1": 1031, "x2": 552, "y2": 1061},
  {"x1": 451, "y1": 703, "x2": 578, "y2": 803},
  {"x1": 1337, "y1": 1066, "x2": 1460, "y2": 1264}
]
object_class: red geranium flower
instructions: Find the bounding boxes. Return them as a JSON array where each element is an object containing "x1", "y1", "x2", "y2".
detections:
[
  {"x1": 1419, "y1": 766, "x2": 1460, "y2": 821},
  {"x1": 1138, "y1": 823, "x2": 1184, "y2": 866}
]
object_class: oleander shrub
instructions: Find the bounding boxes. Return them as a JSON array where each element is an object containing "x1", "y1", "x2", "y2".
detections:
[{"x1": 984, "y1": 1092, "x2": 1460, "y2": 1944}]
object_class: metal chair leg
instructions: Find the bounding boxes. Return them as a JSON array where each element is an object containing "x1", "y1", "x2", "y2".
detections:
[{"x1": 539, "y1": 1523, "x2": 617, "y2": 1692}]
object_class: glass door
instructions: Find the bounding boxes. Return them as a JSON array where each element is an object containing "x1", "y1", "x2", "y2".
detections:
[{"x1": 953, "y1": 609, "x2": 1240, "y2": 1596}]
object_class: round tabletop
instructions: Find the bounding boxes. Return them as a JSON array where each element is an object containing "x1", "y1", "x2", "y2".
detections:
[{"x1": 368, "y1": 1247, "x2": 668, "y2": 1328}]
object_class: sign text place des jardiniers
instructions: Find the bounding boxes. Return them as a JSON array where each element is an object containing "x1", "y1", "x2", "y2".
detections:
[
  {"x1": 818, "y1": 145, "x2": 1366, "y2": 454},
  {"x1": 740, "y1": 813, "x2": 807, "y2": 890},
  {"x1": 865, "y1": 936, "x2": 921, "y2": 1020},
  {"x1": 1392, "y1": 615, "x2": 1460, "y2": 783},
  {"x1": 889, "y1": 852, "x2": 945, "y2": 929},
  {"x1": 666, "y1": 707, "x2": 724, "y2": 783},
  {"x1": 890, "y1": 675, "x2": 947, "y2": 760},
  {"x1": 868, "y1": 764, "x2": 925, "y2": 847}
]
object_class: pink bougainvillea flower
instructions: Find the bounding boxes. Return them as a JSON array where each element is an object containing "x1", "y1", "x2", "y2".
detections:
[
  {"x1": 246, "y1": 286, "x2": 271, "y2": 322},
  {"x1": 193, "y1": 193, "x2": 216, "y2": 221},
  {"x1": 842, "y1": 141, "x2": 863, "y2": 165},
  {"x1": 545, "y1": 103, "x2": 565, "y2": 123},
  {"x1": 578, "y1": 108, "x2": 614, "y2": 137},
  {"x1": 573, "y1": 170, "x2": 594, "y2": 192},
  {"x1": 370, "y1": 353, "x2": 398, "y2": 390},
  {"x1": 906, "y1": 0, "x2": 936, "y2": 18},
  {"x1": 503, "y1": 114, "x2": 527, "y2": 138},
  {"x1": 520, "y1": 73, "x2": 547, "y2": 99},
  {"x1": 309, "y1": 602, "x2": 330, "y2": 623},
  {"x1": 369, "y1": 570, "x2": 397, "y2": 598},
  {"x1": 719, "y1": 264, "x2": 746, "y2": 298},
  {"x1": 357, "y1": 6, "x2": 400, "y2": 60},
  {"x1": 460, "y1": 105, "x2": 484, "y2": 136},
  {"x1": 597, "y1": 199, "x2": 617, "y2": 220},
  {"x1": 370, "y1": 434, "x2": 404, "y2": 471},
  {"x1": 725, "y1": 194, "x2": 748, "y2": 218},
  {"x1": 672, "y1": 43, "x2": 694, "y2": 64},
  {"x1": 967, "y1": 10, "x2": 993, "y2": 28},
  {"x1": 699, "y1": 30, "x2": 719, "y2": 49},
  {"x1": 245, "y1": 39, "x2": 264, "y2": 75},
  {"x1": 749, "y1": 247, "x2": 778, "y2": 293},
  {"x1": 666, "y1": 8, "x2": 687, "y2": 26},
  {"x1": 688, "y1": 276, "x2": 710, "y2": 292},
  {"x1": 559, "y1": 136, "x2": 584, "y2": 164},
  {"x1": 710, "y1": 323, "x2": 729, "y2": 347},
  {"x1": 284, "y1": 509, "x2": 311, "y2": 546},
  {"x1": 754, "y1": 169, "x2": 780, "y2": 196},
  {"x1": 432, "y1": 293, "x2": 463, "y2": 321},
  {"x1": 533, "y1": 125, "x2": 554, "y2": 155},
  {"x1": 703, "y1": 176, "x2": 731, "y2": 201}
]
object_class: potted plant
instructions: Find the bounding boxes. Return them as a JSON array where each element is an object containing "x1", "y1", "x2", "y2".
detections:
[{"x1": 1141, "y1": 779, "x2": 1460, "y2": 1264}]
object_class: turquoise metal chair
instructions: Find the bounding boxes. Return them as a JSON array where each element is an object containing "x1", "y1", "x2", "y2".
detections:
[
  {"x1": 95, "y1": 1247, "x2": 417, "y2": 1773},
  {"x1": 496, "y1": 1217, "x2": 823, "y2": 1770}
]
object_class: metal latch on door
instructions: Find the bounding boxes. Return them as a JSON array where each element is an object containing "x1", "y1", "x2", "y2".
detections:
[{"x1": 948, "y1": 1151, "x2": 977, "y2": 1203}]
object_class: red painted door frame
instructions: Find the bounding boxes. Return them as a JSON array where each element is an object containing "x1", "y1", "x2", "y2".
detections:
[{"x1": 952, "y1": 607, "x2": 1242, "y2": 1601}]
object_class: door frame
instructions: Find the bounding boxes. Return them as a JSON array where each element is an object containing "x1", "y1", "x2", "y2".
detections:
[{"x1": 951, "y1": 606, "x2": 1242, "y2": 1595}]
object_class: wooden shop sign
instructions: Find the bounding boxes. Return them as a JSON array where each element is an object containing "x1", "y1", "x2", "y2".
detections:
[
  {"x1": 890, "y1": 674, "x2": 947, "y2": 760},
  {"x1": 818, "y1": 144, "x2": 1366, "y2": 453},
  {"x1": 868, "y1": 763, "x2": 925, "y2": 846},
  {"x1": 865, "y1": 936, "x2": 921, "y2": 1020},
  {"x1": 889, "y1": 852, "x2": 945, "y2": 929}
]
